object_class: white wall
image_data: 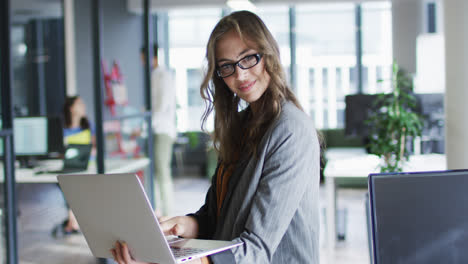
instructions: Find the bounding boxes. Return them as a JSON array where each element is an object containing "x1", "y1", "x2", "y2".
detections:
[{"x1": 414, "y1": 34, "x2": 445, "y2": 93}]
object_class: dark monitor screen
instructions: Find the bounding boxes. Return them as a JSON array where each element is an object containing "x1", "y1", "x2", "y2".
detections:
[
  {"x1": 344, "y1": 94, "x2": 380, "y2": 137},
  {"x1": 47, "y1": 115, "x2": 65, "y2": 157},
  {"x1": 369, "y1": 170, "x2": 468, "y2": 264}
]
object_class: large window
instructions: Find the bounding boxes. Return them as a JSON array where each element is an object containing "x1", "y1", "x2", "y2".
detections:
[
  {"x1": 295, "y1": 2, "x2": 392, "y2": 129},
  {"x1": 362, "y1": 2, "x2": 393, "y2": 94},
  {"x1": 256, "y1": 5, "x2": 291, "y2": 69},
  {"x1": 165, "y1": 2, "x2": 392, "y2": 131},
  {"x1": 167, "y1": 8, "x2": 221, "y2": 132},
  {"x1": 296, "y1": 3, "x2": 356, "y2": 129}
]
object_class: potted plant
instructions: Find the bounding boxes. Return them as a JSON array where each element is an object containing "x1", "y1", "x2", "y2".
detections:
[{"x1": 366, "y1": 62, "x2": 424, "y2": 172}]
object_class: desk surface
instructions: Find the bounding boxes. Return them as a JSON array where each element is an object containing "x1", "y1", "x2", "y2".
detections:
[
  {"x1": 323, "y1": 147, "x2": 447, "y2": 249},
  {"x1": 324, "y1": 147, "x2": 447, "y2": 178},
  {"x1": 0, "y1": 158, "x2": 150, "y2": 183}
]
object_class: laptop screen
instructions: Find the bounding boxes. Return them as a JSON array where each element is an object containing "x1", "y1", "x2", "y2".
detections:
[
  {"x1": 369, "y1": 170, "x2": 468, "y2": 264},
  {"x1": 63, "y1": 144, "x2": 92, "y2": 170}
]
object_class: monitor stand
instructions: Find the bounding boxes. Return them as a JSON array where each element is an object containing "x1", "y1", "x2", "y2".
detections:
[{"x1": 18, "y1": 156, "x2": 39, "y2": 169}]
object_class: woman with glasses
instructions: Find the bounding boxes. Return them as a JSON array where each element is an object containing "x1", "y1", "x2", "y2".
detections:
[{"x1": 112, "y1": 10, "x2": 320, "y2": 264}]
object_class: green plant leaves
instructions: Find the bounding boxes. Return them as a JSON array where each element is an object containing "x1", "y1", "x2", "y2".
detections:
[{"x1": 366, "y1": 61, "x2": 424, "y2": 173}]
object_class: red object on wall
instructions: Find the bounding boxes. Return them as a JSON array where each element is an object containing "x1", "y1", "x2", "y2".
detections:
[{"x1": 102, "y1": 60, "x2": 127, "y2": 116}]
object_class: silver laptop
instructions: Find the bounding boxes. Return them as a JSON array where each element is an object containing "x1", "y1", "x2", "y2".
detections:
[{"x1": 57, "y1": 173, "x2": 242, "y2": 263}]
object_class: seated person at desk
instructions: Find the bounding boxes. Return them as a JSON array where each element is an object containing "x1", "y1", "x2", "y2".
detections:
[
  {"x1": 111, "y1": 11, "x2": 320, "y2": 264},
  {"x1": 52, "y1": 95, "x2": 95, "y2": 237},
  {"x1": 63, "y1": 96, "x2": 96, "y2": 147}
]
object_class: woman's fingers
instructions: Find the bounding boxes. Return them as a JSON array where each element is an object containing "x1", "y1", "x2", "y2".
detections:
[
  {"x1": 159, "y1": 216, "x2": 199, "y2": 238},
  {"x1": 114, "y1": 241, "x2": 124, "y2": 263},
  {"x1": 158, "y1": 216, "x2": 171, "y2": 223},
  {"x1": 159, "y1": 218, "x2": 178, "y2": 236},
  {"x1": 110, "y1": 248, "x2": 117, "y2": 262},
  {"x1": 121, "y1": 242, "x2": 134, "y2": 263}
]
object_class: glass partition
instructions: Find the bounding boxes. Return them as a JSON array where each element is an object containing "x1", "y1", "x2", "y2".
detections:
[
  {"x1": 11, "y1": 1, "x2": 65, "y2": 117},
  {"x1": 0, "y1": 137, "x2": 5, "y2": 264},
  {"x1": 93, "y1": 0, "x2": 154, "y2": 199},
  {"x1": 103, "y1": 112, "x2": 151, "y2": 159}
]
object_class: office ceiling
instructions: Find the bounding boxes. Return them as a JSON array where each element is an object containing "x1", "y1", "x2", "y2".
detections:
[{"x1": 127, "y1": 0, "x2": 388, "y2": 12}]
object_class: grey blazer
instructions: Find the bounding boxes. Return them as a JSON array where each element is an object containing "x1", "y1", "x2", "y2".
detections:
[{"x1": 190, "y1": 101, "x2": 320, "y2": 264}]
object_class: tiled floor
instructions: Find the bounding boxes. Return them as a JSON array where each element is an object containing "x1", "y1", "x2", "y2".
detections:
[{"x1": 14, "y1": 175, "x2": 370, "y2": 264}]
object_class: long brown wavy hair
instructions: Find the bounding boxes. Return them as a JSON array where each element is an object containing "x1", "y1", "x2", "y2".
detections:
[
  {"x1": 63, "y1": 96, "x2": 90, "y2": 130},
  {"x1": 200, "y1": 11, "x2": 303, "y2": 164}
]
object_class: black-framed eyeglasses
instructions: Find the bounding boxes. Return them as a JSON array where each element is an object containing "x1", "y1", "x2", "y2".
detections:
[{"x1": 216, "y1": 53, "x2": 263, "y2": 78}]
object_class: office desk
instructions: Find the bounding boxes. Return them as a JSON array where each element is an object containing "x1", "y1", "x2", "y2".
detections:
[
  {"x1": 324, "y1": 148, "x2": 446, "y2": 249},
  {"x1": 0, "y1": 158, "x2": 151, "y2": 183}
]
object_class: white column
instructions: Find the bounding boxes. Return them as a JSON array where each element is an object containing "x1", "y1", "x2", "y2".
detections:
[
  {"x1": 314, "y1": 68, "x2": 324, "y2": 128},
  {"x1": 444, "y1": 0, "x2": 468, "y2": 169},
  {"x1": 64, "y1": 0, "x2": 77, "y2": 96},
  {"x1": 392, "y1": 0, "x2": 424, "y2": 74},
  {"x1": 367, "y1": 64, "x2": 377, "y2": 94},
  {"x1": 297, "y1": 66, "x2": 310, "y2": 116},
  {"x1": 175, "y1": 67, "x2": 188, "y2": 132},
  {"x1": 328, "y1": 67, "x2": 337, "y2": 128},
  {"x1": 341, "y1": 67, "x2": 350, "y2": 96}
]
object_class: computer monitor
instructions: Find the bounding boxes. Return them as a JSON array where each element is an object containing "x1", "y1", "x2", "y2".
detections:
[
  {"x1": 14, "y1": 116, "x2": 48, "y2": 156},
  {"x1": 344, "y1": 94, "x2": 380, "y2": 138},
  {"x1": 415, "y1": 93, "x2": 444, "y2": 153},
  {"x1": 47, "y1": 115, "x2": 65, "y2": 157},
  {"x1": 369, "y1": 170, "x2": 468, "y2": 264}
]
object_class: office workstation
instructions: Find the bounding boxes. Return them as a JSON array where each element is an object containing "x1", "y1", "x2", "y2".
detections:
[
  {"x1": 1, "y1": 0, "x2": 468, "y2": 264},
  {"x1": 0, "y1": 116, "x2": 150, "y2": 183}
]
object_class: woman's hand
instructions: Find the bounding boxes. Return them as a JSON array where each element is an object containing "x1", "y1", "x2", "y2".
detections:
[
  {"x1": 110, "y1": 241, "x2": 202, "y2": 264},
  {"x1": 159, "y1": 216, "x2": 199, "y2": 239},
  {"x1": 185, "y1": 259, "x2": 203, "y2": 264},
  {"x1": 111, "y1": 216, "x2": 199, "y2": 264},
  {"x1": 111, "y1": 241, "x2": 152, "y2": 264}
]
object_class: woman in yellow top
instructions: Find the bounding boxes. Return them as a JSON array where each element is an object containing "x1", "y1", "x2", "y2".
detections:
[
  {"x1": 63, "y1": 96, "x2": 95, "y2": 145},
  {"x1": 52, "y1": 95, "x2": 95, "y2": 237}
]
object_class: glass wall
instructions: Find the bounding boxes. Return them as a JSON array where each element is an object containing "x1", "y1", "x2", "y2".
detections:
[
  {"x1": 167, "y1": 8, "x2": 221, "y2": 133},
  {"x1": 160, "y1": 2, "x2": 393, "y2": 132},
  {"x1": 296, "y1": 3, "x2": 356, "y2": 129},
  {"x1": 0, "y1": 138, "x2": 5, "y2": 264},
  {"x1": 11, "y1": 2, "x2": 65, "y2": 117},
  {"x1": 9, "y1": 1, "x2": 66, "y2": 263},
  {"x1": 362, "y1": 2, "x2": 393, "y2": 94},
  {"x1": 294, "y1": 2, "x2": 392, "y2": 129}
]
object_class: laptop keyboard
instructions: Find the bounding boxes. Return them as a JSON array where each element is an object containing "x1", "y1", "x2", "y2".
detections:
[
  {"x1": 166, "y1": 235, "x2": 184, "y2": 244},
  {"x1": 171, "y1": 247, "x2": 206, "y2": 258}
]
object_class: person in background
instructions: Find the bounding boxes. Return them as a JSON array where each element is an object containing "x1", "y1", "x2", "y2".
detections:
[
  {"x1": 52, "y1": 95, "x2": 95, "y2": 237},
  {"x1": 140, "y1": 44, "x2": 177, "y2": 217},
  {"x1": 63, "y1": 96, "x2": 95, "y2": 146},
  {"x1": 112, "y1": 10, "x2": 320, "y2": 264}
]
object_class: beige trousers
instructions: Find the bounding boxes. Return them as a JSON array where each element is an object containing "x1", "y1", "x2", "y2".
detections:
[{"x1": 153, "y1": 133, "x2": 174, "y2": 216}]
